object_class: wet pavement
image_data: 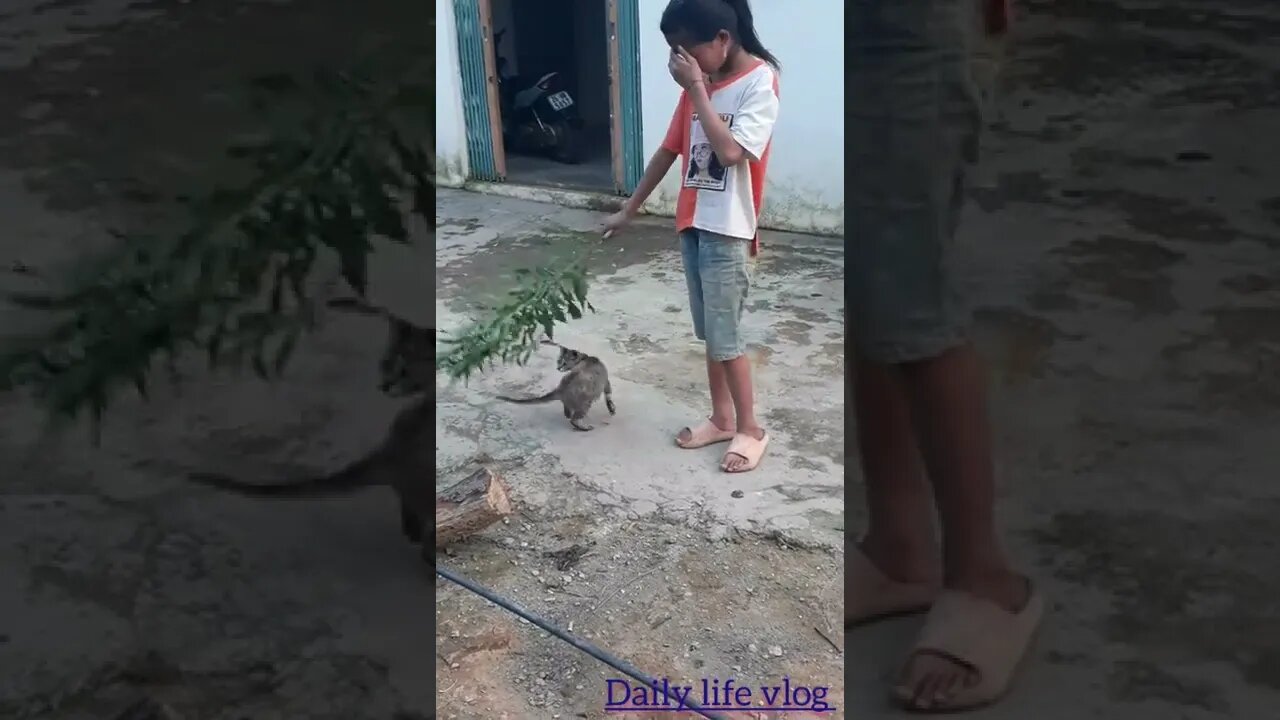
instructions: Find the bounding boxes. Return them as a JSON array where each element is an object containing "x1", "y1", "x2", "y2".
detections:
[
  {"x1": 850, "y1": 0, "x2": 1280, "y2": 717},
  {"x1": 435, "y1": 188, "x2": 845, "y2": 548}
]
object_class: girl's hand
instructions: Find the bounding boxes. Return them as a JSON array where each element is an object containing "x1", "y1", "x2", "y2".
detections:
[
  {"x1": 668, "y1": 46, "x2": 705, "y2": 89},
  {"x1": 601, "y1": 209, "x2": 634, "y2": 239}
]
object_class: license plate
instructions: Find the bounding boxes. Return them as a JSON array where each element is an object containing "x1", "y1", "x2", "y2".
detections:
[{"x1": 546, "y1": 90, "x2": 574, "y2": 111}]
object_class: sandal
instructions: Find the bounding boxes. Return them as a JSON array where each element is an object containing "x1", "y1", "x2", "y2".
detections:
[
  {"x1": 891, "y1": 584, "x2": 1045, "y2": 712},
  {"x1": 675, "y1": 419, "x2": 736, "y2": 449},
  {"x1": 846, "y1": 545, "x2": 939, "y2": 628},
  {"x1": 720, "y1": 432, "x2": 770, "y2": 473}
]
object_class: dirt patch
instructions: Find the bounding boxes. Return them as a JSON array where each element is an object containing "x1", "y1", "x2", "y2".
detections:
[{"x1": 435, "y1": 510, "x2": 845, "y2": 720}]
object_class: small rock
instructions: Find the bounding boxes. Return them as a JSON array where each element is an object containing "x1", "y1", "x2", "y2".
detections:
[{"x1": 768, "y1": 645, "x2": 783, "y2": 657}]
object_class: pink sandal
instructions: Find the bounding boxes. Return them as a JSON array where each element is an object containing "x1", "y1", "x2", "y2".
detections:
[
  {"x1": 846, "y1": 545, "x2": 939, "y2": 627},
  {"x1": 720, "y1": 432, "x2": 770, "y2": 473},
  {"x1": 891, "y1": 584, "x2": 1045, "y2": 711},
  {"x1": 675, "y1": 419, "x2": 736, "y2": 449}
]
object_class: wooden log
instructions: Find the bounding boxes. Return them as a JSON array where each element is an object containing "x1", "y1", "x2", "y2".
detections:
[{"x1": 435, "y1": 466, "x2": 513, "y2": 547}]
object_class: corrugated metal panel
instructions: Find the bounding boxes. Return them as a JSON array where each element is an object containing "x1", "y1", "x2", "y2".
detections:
[
  {"x1": 616, "y1": 0, "x2": 644, "y2": 192},
  {"x1": 453, "y1": 0, "x2": 498, "y2": 181}
]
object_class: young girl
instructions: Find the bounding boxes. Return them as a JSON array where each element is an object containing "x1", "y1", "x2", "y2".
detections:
[{"x1": 602, "y1": 0, "x2": 780, "y2": 473}]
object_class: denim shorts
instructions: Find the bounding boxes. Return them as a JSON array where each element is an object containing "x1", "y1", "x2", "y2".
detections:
[
  {"x1": 848, "y1": 0, "x2": 1005, "y2": 363},
  {"x1": 679, "y1": 228, "x2": 751, "y2": 361}
]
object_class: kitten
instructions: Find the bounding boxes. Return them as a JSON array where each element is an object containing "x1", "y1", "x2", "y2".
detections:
[
  {"x1": 498, "y1": 345, "x2": 615, "y2": 431},
  {"x1": 187, "y1": 396, "x2": 433, "y2": 558}
]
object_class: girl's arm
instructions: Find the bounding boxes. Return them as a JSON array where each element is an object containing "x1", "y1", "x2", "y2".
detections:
[
  {"x1": 620, "y1": 147, "x2": 678, "y2": 217},
  {"x1": 685, "y1": 82, "x2": 748, "y2": 166}
]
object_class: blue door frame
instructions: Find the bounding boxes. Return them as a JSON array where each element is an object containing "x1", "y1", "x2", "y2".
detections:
[
  {"x1": 612, "y1": 0, "x2": 644, "y2": 194},
  {"x1": 454, "y1": 0, "x2": 642, "y2": 193},
  {"x1": 453, "y1": 0, "x2": 504, "y2": 181}
]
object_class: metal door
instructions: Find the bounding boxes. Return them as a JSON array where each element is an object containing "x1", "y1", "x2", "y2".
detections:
[
  {"x1": 453, "y1": 0, "x2": 506, "y2": 181},
  {"x1": 607, "y1": 0, "x2": 643, "y2": 194}
]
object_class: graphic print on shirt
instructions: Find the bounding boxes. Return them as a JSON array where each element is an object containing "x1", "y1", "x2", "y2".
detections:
[{"x1": 684, "y1": 112, "x2": 734, "y2": 191}]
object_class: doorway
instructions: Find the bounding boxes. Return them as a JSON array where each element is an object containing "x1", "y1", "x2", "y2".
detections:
[{"x1": 454, "y1": 0, "x2": 642, "y2": 194}]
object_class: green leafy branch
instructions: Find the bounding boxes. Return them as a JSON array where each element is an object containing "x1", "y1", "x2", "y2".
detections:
[
  {"x1": 438, "y1": 262, "x2": 594, "y2": 383},
  {"x1": 0, "y1": 58, "x2": 433, "y2": 437}
]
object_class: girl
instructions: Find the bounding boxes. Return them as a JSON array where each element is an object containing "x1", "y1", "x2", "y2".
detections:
[{"x1": 602, "y1": 0, "x2": 780, "y2": 473}]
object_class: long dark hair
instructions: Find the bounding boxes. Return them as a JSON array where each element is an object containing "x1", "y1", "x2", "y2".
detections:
[{"x1": 659, "y1": 0, "x2": 780, "y2": 70}]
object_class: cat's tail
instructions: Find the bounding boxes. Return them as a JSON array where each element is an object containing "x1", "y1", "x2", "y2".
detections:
[
  {"x1": 496, "y1": 388, "x2": 560, "y2": 404},
  {"x1": 187, "y1": 453, "x2": 383, "y2": 498}
]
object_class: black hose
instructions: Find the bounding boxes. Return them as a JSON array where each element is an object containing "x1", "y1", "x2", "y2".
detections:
[{"x1": 436, "y1": 562, "x2": 730, "y2": 720}]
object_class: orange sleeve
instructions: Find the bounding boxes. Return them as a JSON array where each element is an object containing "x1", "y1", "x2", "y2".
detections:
[{"x1": 660, "y1": 95, "x2": 686, "y2": 155}]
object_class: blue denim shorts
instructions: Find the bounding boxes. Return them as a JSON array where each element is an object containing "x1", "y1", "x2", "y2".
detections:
[
  {"x1": 848, "y1": 0, "x2": 1003, "y2": 363},
  {"x1": 679, "y1": 228, "x2": 751, "y2": 361}
]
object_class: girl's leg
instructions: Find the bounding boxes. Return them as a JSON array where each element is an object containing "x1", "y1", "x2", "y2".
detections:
[
  {"x1": 677, "y1": 230, "x2": 735, "y2": 445},
  {"x1": 854, "y1": 354, "x2": 938, "y2": 584},
  {"x1": 697, "y1": 234, "x2": 763, "y2": 471},
  {"x1": 704, "y1": 353, "x2": 736, "y2": 432}
]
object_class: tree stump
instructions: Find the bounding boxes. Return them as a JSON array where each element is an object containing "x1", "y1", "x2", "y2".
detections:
[{"x1": 435, "y1": 466, "x2": 513, "y2": 547}]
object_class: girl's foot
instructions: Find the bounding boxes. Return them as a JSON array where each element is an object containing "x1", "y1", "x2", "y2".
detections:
[
  {"x1": 675, "y1": 417, "x2": 736, "y2": 448},
  {"x1": 847, "y1": 541, "x2": 941, "y2": 627},
  {"x1": 891, "y1": 574, "x2": 1042, "y2": 711},
  {"x1": 721, "y1": 427, "x2": 769, "y2": 472}
]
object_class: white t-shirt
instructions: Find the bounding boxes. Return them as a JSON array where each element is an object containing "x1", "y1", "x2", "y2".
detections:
[{"x1": 661, "y1": 59, "x2": 780, "y2": 254}]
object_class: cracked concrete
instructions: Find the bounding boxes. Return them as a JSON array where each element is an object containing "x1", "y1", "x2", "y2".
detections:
[{"x1": 435, "y1": 189, "x2": 845, "y2": 547}]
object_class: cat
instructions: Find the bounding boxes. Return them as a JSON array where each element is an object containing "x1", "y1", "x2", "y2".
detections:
[
  {"x1": 497, "y1": 345, "x2": 615, "y2": 431},
  {"x1": 187, "y1": 395, "x2": 433, "y2": 558}
]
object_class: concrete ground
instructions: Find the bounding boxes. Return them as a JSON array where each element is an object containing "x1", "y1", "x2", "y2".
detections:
[
  {"x1": 849, "y1": 1, "x2": 1280, "y2": 718},
  {"x1": 435, "y1": 189, "x2": 844, "y2": 545}
]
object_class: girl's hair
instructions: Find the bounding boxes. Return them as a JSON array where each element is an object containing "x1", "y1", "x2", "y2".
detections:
[{"x1": 659, "y1": 0, "x2": 780, "y2": 70}]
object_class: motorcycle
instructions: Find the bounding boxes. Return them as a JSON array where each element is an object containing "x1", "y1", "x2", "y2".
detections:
[{"x1": 493, "y1": 28, "x2": 582, "y2": 165}]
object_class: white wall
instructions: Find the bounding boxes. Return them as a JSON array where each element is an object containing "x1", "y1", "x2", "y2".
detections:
[
  {"x1": 436, "y1": 0, "x2": 469, "y2": 187},
  {"x1": 637, "y1": 0, "x2": 843, "y2": 235}
]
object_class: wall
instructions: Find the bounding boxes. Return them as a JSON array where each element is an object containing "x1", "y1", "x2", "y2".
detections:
[
  {"x1": 435, "y1": 0, "x2": 469, "y2": 186},
  {"x1": 636, "y1": 0, "x2": 844, "y2": 235}
]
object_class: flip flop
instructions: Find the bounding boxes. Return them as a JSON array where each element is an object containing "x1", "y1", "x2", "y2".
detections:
[
  {"x1": 846, "y1": 545, "x2": 940, "y2": 628},
  {"x1": 675, "y1": 419, "x2": 736, "y2": 449},
  {"x1": 891, "y1": 583, "x2": 1045, "y2": 712},
  {"x1": 720, "y1": 432, "x2": 769, "y2": 473}
]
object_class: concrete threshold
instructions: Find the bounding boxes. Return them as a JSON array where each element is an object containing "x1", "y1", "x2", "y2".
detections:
[
  {"x1": 461, "y1": 180, "x2": 627, "y2": 215},
  {"x1": 451, "y1": 180, "x2": 845, "y2": 241}
]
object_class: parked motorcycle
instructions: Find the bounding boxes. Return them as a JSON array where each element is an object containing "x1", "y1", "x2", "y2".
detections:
[{"x1": 493, "y1": 28, "x2": 582, "y2": 165}]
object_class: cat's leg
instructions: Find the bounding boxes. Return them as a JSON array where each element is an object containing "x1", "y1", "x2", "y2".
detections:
[
  {"x1": 570, "y1": 412, "x2": 594, "y2": 431},
  {"x1": 605, "y1": 380, "x2": 616, "y2": 415}
]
